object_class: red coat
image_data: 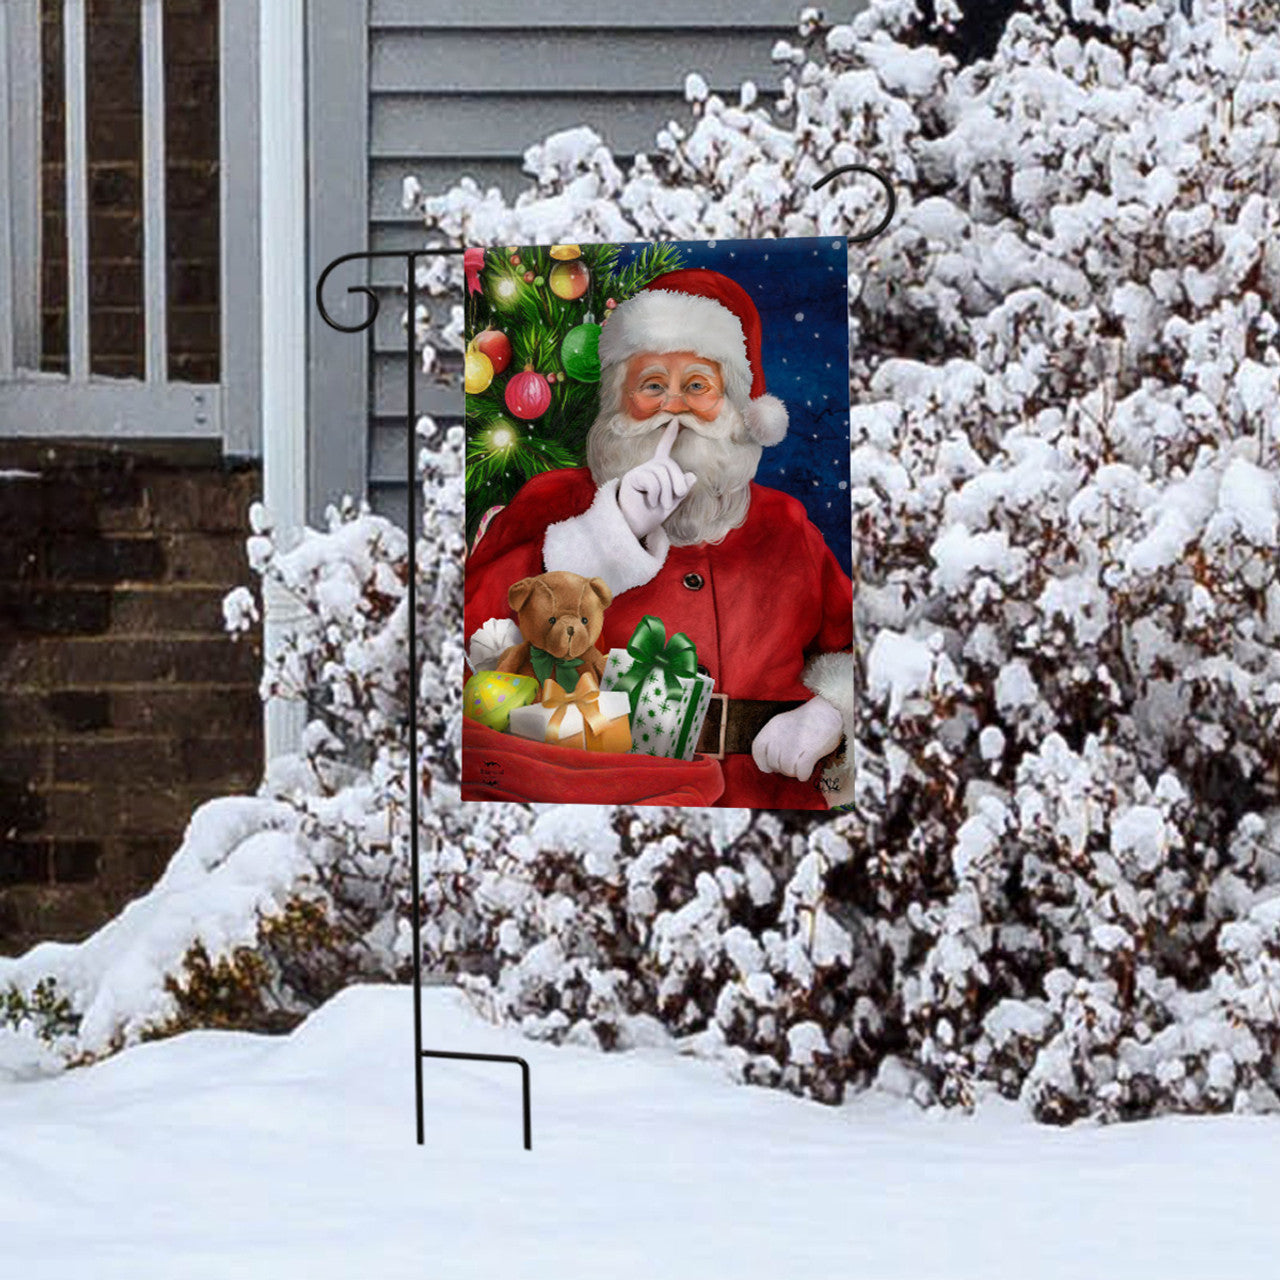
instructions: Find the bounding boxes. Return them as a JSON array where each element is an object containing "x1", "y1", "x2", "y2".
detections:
[{"x1": 464, "y1": 467, "x2": 853, "y2": 809}]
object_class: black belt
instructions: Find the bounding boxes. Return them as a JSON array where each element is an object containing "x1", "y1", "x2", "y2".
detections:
[{"x1": 695, "y1": 695, "x2": 805, "y2": 759}]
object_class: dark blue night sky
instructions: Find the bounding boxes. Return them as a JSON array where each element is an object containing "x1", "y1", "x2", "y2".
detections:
[{"x1": 614, "y1": 236, "x2": 852, "y2": 574}]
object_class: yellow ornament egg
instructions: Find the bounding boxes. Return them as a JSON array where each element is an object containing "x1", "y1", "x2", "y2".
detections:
[
  {"x1": 465, "y1": 349, "x2": 494, "y2": 394},
  {"x1": 463, "y1": 670, "x2": 540, "y2": 731},
  {"x1": 549, "y1": 244, "x2": 581, "y2": 260}
]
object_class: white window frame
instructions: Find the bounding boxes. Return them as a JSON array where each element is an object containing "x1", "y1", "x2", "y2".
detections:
[{"x1": 0, "y1": 0, "x2": 261, "y2": 457}]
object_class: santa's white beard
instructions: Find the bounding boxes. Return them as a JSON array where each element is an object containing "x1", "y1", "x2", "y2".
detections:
[{"x1": 586, "y1": 400, "x2": 762, "y2": 547}]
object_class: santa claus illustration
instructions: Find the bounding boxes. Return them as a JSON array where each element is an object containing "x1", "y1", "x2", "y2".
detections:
[{"x1": 465, "y1": 267, "x2": 854, "y2": 809}]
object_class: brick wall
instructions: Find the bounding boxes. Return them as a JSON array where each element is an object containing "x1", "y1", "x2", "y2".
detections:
[{"x1": 0, "y1": 440, "x2": 263, "y2": 956}]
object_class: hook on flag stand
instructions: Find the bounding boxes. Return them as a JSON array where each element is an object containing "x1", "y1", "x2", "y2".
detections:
[
  {"x1": 314, "y1": 162, "x2": 896, "y2": 1154},
  {"x1": 812, "y1": 164, "x2": 897, "y2": 243}
]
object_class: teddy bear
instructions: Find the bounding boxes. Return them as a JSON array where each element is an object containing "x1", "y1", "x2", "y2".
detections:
[{"x1": 493, "y1": 570, "x2": 612, "y2": 691}]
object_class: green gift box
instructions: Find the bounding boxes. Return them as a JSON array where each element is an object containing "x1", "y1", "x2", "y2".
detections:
[
  {"x1": 463, "y1": 669, "x2": 540, "y2": 732},
  {"x1": 600, "y1": 616, "x2": 715, "y2": 761}
]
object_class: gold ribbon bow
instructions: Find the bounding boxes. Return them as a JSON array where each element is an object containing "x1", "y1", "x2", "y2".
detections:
[{"x1": 540, "y1": 672, "x2": 610, "y2": 743}]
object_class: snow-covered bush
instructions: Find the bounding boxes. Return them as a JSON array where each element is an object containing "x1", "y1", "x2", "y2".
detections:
[
  {"x1": 212, "y1": 425, "x2": 475, "y2": 994},
  {"x1": 391, "y1": 0, "x2": 1280, "y2": 1121}
]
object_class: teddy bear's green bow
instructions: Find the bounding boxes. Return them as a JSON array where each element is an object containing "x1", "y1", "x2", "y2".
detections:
[{"x1": 528, "y1": 645, "x2": 584, "y2": 691}]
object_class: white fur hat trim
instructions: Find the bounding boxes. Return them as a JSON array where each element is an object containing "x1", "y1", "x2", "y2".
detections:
[{"x1": 598, "y1": 289, "x2": 749, "y2": 380}]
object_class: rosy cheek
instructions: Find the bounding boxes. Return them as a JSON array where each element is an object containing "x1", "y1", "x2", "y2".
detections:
[
  {"x1": 692, "y1": 395, "x2": 723, "y2": 422},
  {"x1": 628, "y1": 394, "x2": 660, "y2": 420}
]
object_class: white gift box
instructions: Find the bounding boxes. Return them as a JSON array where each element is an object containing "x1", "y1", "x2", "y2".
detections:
[
  {"x1": 600, "y1": 648, "x2": 715, "y2": 761},
  {"x1": 508, "y1": 688, "x2": 631, "y2": 751}
]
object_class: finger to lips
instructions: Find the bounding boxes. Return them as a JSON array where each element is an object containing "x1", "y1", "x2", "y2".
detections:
[{"x1": 651, "y1": 417, "x2": 682, "y2": 462}]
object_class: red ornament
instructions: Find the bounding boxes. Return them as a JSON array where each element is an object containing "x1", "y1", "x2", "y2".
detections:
[
  {"x1": 474, "y1": 328, "x2": 512, "y2": 375},
  {"x1": 605, "y1": 297, "x2": 617, "y2": 310},
  {"x1": 505, "y1": 368, "x2": 552, "y2": 420},
  {"x1": 523, "y1": 270, "x2": 535, "y2": 283}
]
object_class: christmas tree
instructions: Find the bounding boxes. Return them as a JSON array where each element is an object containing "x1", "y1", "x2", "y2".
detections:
[{"x1": 463, "y1": 240, "x2": 685, "y2": 545}]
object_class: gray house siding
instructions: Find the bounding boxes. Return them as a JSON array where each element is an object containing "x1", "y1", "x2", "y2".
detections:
[{"x1": 314, "y1": 0, "x2": 804, "y2": 534}]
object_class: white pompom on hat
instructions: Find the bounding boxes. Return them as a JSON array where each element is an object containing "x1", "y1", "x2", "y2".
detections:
[{"x1": 596, "y1": 267, "x2": 789, "y2": 446}]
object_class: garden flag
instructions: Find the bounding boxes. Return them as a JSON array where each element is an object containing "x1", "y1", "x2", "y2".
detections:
[{"x1": 460, "y1": 237, "x2": 854, "y2": 810}]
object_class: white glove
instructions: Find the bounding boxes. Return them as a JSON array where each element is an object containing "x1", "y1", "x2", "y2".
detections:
[
  {"x1": 751, "y1": 695, "x2": 844, "y2": 782},
  {"x1": 617, "y1": 417, "x2": 697, "y2": 541}
]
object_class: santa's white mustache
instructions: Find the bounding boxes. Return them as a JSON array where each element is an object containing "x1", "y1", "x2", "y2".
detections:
[{"x1": 607, "y1": 410, "x2": 716, "y2": 440}]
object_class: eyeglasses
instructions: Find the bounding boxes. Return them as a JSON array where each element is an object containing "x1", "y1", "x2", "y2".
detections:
[{"x1": 629, "y1": 373, "x2": 723, "y2": 407}]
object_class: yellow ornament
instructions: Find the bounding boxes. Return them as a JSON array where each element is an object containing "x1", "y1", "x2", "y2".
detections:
[
  {"x1": 465, "y1": 348, "x2": 494, "y2": 394},
  {"x1": 548, "y1": 258, "x2": 590, "y2": 301},
  {"x1": 549, "y1": 244, "x2": 581, "y2": 260}
]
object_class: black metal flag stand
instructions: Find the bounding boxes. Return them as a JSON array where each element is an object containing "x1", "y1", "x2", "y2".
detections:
[
  {"x1": 317, "y1": 245, "x2": 534, "y2": 1151},
  {"x1": 313, "y1": 162, "x2": 893, "y2": 1154}
]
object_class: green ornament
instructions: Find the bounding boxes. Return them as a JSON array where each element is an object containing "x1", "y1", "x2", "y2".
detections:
[{"x1": 560, "y1": 322, "x2": 602, "y2": 383}]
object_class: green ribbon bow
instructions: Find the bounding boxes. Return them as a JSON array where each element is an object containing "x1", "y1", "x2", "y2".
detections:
[
  {"x1": 528, "y1": 645, "x2": 584, "y2": 691},
  {"x1": 611, "y1": 615, "x2": 698, "y2": 717}
]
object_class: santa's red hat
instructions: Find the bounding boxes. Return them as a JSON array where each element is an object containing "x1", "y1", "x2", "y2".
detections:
[{"x1": 597, "y1": 267, "x2": 789, "y2": 446}]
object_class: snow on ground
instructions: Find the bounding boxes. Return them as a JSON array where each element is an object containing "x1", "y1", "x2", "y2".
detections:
[{"x1": 1, "y1": 984, "x2": 1275, "y2": 1280}]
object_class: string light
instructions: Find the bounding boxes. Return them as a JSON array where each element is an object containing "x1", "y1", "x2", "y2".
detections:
[{"x1": 486, "y1": 421, "x2": 517, "y2": 453}]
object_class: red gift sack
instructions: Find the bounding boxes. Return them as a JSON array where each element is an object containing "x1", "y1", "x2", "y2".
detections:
[{"x1": 461, "y1": 720, "x2": 725, "y2": 807}]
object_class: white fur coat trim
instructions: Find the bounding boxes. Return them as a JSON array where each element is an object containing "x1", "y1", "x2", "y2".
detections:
[
  {"x1": 803, "y1": 650, "x2": 856, "y2": 799},
  {"x1": 543, "y1": 478, "x2": 669, "y2": 596},
  {"x1": 802, "y1": 651, "x2": 855, "y2": 740}
]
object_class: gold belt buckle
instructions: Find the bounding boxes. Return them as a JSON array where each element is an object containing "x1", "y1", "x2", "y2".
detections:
[{"x1": 706, "y1": 692, "x2": 729, "y2": 761}]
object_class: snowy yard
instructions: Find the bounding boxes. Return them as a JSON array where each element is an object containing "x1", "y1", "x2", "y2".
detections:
[{"x1": 1, "y1": 983, "x2": 1274, "y2": 1279}]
